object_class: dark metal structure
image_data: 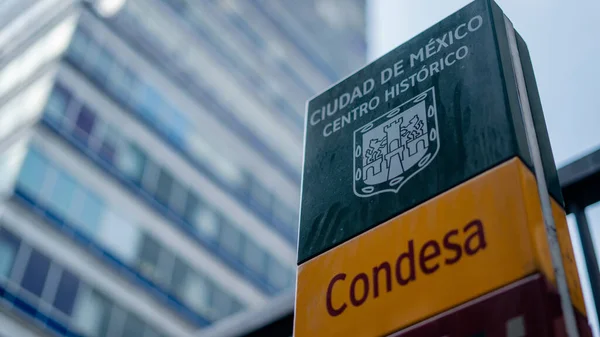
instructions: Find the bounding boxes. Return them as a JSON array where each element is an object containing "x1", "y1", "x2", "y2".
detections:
[
  {"x1": 199, "y1": 146, "x2": 600, "y2": 337},
  {"x1": 559, "y1": 146, "x2": 600, "y2": 330}
]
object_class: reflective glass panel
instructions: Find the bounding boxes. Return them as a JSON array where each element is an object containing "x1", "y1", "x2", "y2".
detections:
[
  {"x1": 136, "y1": 233, "x2": 160, "y2": 279},
  {"x1": 52, "y1": 269, "x2": 80, "y2": 316},
  {"x1": 17, "y1": 148, "x2": 48, "y2": 197},
  {"x1": 97, "y1": 211, "x2": 141, "y2": 263},
  {"x1": 73, "y1": 289, "x2": 112, "y2": 337},
  {"x1": 219, "y1": 222, "x2": 241, "y2": 256},
  {"x1": 120, "y1": 313, "x2": 145, "y2": 337},
  {"x1": 45, "y1": 84, "x2": 71, "y2": 124},
  {"x1": 77, "y1": 191, "x2": 104, "y2": 235},
  {"x1": 0, "y1": 228, "x2": 20, "y2": 279},
  {"x1": 116, "y1": 142, "x2": 146, "y2": 184},
  {"x1": 49, "y1": 171, "x2": 78, "y2": 218},
  {"x1": 20, "y1": 249, "x2": 51, "y2": 298},
  {"x1": 242, "y1": 239, "x2": 266, "y2": 275}
]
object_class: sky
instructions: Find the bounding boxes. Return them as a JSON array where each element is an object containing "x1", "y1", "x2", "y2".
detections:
[{"x1": 367, "y1": 0, "x2": 600, "y2": 335}]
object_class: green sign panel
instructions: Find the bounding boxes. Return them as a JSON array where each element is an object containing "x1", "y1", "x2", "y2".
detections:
[{"x1": 298, "y1": 0, "x2": 562, "y2": 264}]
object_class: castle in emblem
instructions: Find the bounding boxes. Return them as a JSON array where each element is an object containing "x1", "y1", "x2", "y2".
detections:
[
  {"x1": 353, "y1": 88, "x2": 439, "y2": 197},
  {"x1": 363, "y1": 109, "x2": 429, "y2": 184}
]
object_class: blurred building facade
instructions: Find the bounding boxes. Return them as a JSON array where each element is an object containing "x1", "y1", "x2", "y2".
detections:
[{"x1": 0, "y1": 0, "x2": 365, "y2": 337}]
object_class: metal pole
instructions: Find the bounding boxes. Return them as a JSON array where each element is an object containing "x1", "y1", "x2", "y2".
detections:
[
  {"x1": 503, "y1": 16, "x2": 579, "y2": 337},
  {"x1": 573, "y1": 205, "x2": 600, "y2": 327}
]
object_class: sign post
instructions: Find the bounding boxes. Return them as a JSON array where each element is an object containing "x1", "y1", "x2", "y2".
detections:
[
  {"x1": 503, "y1": 16, "x2": 579, "y2": 337},
  {"x1": 295, "y1": 0, "x2": 590, "y2": 336}
]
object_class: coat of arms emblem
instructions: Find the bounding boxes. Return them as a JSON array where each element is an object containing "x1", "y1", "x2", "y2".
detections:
[{"x1": 353, "y1": 87, "x2": 439, "y2": 198}]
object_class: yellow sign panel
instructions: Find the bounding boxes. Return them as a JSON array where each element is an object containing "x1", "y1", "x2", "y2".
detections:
[{"x1": 294, "y1": 158, "x2": 584, "y2": 337}]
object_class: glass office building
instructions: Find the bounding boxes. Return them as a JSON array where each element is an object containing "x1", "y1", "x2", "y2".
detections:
[{"x1": 0, "y1": 0, "x2": 365, "y2": 336}]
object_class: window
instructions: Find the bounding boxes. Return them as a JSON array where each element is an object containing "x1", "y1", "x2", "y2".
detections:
[
  {"x1": 285, "y1": 269, "x2": 296, "y2": 289},
  {"x1": 135, "y1": 85, "x2": 160, "y2": 125},
  {"x1": 181, "y1": 271, "x2": 210, "y2": 314},
  {"x1": 194, "y1": 206, "x2": 220, "y2": 240},
  {"x1": 155, "y1": 170, "x2": 174, "y2": 207},
  {"x1": 98, "y1": 210, "x2": 141, "y2": 263},
  {"x1": 183, "y1": 192, "x2": 200, "y2": 226},
  {"x1": 20, "y1": 249, "x2": 51, "y2": 298},
  {"x1": 154, "y1": 250, "x2": 175, "y2": 287},
  {"x1": 267, "y1": 257, "x2": 289, "y2": 290},
  {"x1": 78, "y1": 192, "x2": 104, "y2": 235},
  {"x1": 73, "y1": 106, "x2": 97, "y2": 144},
  {"x1": 168, "y1": 179, "x2": 187, "y2": 214},
  {"x1": 273, "y1": 200, "x2": 298, "y2": 230},
  {"x1": 136, "y1": 233, "x2": 160, "y2": 279},
  {"x1": 45, "y1": 85, "x2": 70, "y2": 124},
  {"x1": 112, "y1": 68, "x2": 136, "y2": 105},
  {"x1": 88, "y1": 117, "x2": 106, "y2": 147},
  {"x1": 116, "y1": 142, "x2": 146, "y2": 184},
  {"x1": 0, "y1": 228, "x2": 20, "y2": 279},
  {"x1": 242, "y1": 239, "x2": 266, "y2": 274},
  {"x1": 248, "y1": 178, "x2": 273, "y2": 210},
  {"x1": 49, "y1": 171, "x2": 78, "y2": 218},
  {"x1": 140, "y1": 159, "x2": 160, "y2": 194},
  {"x1": 230, "y1": 298, "x2": 244, "y2": 316},
  {"x1": 219, "y1": 222, "x2": 242, "y2": 256},
  {"x1": 17, "y1": 148, "x2": 48, "y2": 197},
  {"x1": 167, "y1": 107, "x2": 190, "y2": 143},
  {"x1": 106, "y1": 61, "x2": 124, "y2": 94},
  {"x1": 92, "y1": 48, "x2": 113, "y2": 84},
  {"x1": 37, "y1": 164, "x2": 58, "y2": 205},
  {"x1": 63, "y1": 98, "x2": 82, "y2": 130},
  {"x1": 210, "y1": 286, "x2": 232, "y2": 320},
  {"x1": 120, "y1": 313, "x2": 145, "y2": 337},
  {"x1": 98, "y1": 124, "x2": 119, "y2": 164},
  {"x1": 81, "y1": 37, "x2": 100, "y2": 72},
  {"x1": 187, "y1": 135, "x2": 243, "y2": 189},
  {"x1": 52, "y1": 269, "x2": 80, "y2": 316},
  {"x1": 73, "y1": 289, "x2": 112, "y2": 337},
  {"x1": 67, "y1": 29, "x2": 89, "y2": 64},
  {"x1": 170, "y1": 257, "x2": 188, "y2": 292},
  {"x1": 211, "y1": 156, "x2": 244, "y2": 189}
]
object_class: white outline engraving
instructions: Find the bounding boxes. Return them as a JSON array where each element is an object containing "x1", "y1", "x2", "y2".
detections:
[{"x1": 353, "y1": 87, "x2": 440, "y2": 198}]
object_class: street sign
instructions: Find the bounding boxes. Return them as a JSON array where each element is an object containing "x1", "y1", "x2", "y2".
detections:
[
  {"x1": 388, "y1": 274, "x2": 592, "y2": 337},
  {"x1": 298, "y1": 0, "x2": 563, "y2": 264},
  {"x1": 294, "y1": 159, "x2": 584, "y2": 337}
]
